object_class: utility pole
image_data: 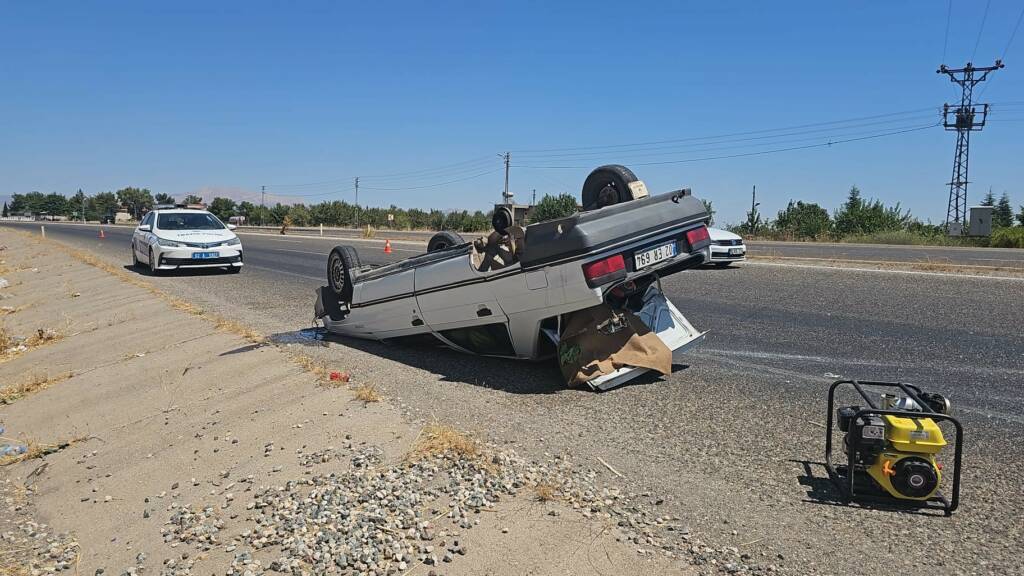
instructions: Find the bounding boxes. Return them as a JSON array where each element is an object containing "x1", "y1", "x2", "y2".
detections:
[
  {"x1": 937, "y1": 60, "x2": 1004, "y2": 233},
  {"x1": 532, "y1": 189, "x2": 536, "y2": 206},
  {"x1": 749, "y1": 185, "x2": 760, "y2": 235},
  {"x1": 260, "y1": 185, "x2": 266, "y2": 227},
  {"x1": 502, "y1": 152, "x2": 511, "y2": 205},
  {"x1": 354, "y1": 177, "x2": 360, "y2": 228}
]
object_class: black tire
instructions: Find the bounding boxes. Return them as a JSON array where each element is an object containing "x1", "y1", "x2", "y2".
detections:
[
  {"x1": 491, "y1": 206, "x2": 514, "y2": 235},
  {"x1": 581, "y1": 164, "x2": 641, "y2": 211},
  {"x1": 327, "y1": 245, "x2": 360, "y2": 301},
  {"x1": 131, "y1": 243, "x2": 140, "y2": 269},
  {"x1": 427, "y1": 231, "x2": 464, "y2": 253}
]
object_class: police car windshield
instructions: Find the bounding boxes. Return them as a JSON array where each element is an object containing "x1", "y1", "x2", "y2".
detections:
[{"x1": 157, "y1": 213, "x2": 225, "y2": 231}]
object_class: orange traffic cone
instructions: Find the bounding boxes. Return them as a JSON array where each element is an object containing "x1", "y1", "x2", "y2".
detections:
[
  {"x1": 98, "y1": 229, "x2": 106, "y2": 239},
  {"x1": 384, "y1": 239, "x2": 393, "y2": 254}
]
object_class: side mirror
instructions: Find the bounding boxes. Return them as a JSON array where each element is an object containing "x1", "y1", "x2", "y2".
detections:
[
  {"x1": 138, "y1": 224, "x2": 152, "y2": 232},
  {"x1": 227, "y1": 224, "x2": 237, "y2": 230}
]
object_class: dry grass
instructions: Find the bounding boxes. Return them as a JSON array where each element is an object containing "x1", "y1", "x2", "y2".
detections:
[
  {"x1": 408, "y1": 422, "x2": 479, "y2": 461},
  {"x1": 213, "y1": 316, "x2": 266, "y2": 345},
  {"x1": 0, "y1": 371, "x2": 73, "y2": 405},
  {"x1": 533, "y1": 481, "x2": 558, "y2": 502},
  {"x1": 0, "y1": 323, "x2": 11, "y2": 350},
  {"x1": 12, "y1": 231, "x2": 273, "y2": 345},
  {"x1": 0, "y1": 305, "x2": 23, "y2": 316},
  {"x1": 362, "y1": 225, "x2": 376, "y2": 239},
  {"x1": 0, "y1": 436, "x2": 88, "y2": 467},
  {"x1": 0, "y1": 561, "x2": 33, "y2": 576},
  {"x1": 352, "y1": 383, "x2": 381, "y2": 404},
  {"x1": 0, "y1": 324, "x2": 64, "y2": 363},
  {"x1": 291, "y1": 352, "x2": 330, "y2": 383}
]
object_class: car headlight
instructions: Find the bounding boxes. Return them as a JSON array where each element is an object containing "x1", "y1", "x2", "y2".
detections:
[
  {"x1": 155, "y1": 237, "x2": 182, "y2": 247},
  {"x1": 226, "y1": 237, "x2": 241, "y2": 246}
]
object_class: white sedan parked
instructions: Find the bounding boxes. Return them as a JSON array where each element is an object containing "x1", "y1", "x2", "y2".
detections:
[
  {"x1": 708, "y1": 227, "x2": 746, "y2": 266},
  {"x1": 131, "y1": 208, "x2": 243, "y2": 274}
]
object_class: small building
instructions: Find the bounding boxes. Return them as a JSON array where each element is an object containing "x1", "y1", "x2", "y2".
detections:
[
  {"x1": 494, "y1": 203, "x2": 533, "y2": 226},
  {"x1": 114, "y1": 209, "x2": 133, "y2": 224}
]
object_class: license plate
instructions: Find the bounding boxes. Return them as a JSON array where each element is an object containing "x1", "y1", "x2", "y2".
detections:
[
  {"x1": 729, "y1": 248, "x2": 744, "y2": 255},
  {"x1": 192, "y1": 252, "x2": 217, "y2": 259},
  {"x1": 634, "y1": 242, "x2": 676, "y2": 269}
]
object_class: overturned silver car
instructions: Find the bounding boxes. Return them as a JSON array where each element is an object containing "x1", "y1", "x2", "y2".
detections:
[{"x1": 315, "y1": 165, "x2": 712, "y2": 390}]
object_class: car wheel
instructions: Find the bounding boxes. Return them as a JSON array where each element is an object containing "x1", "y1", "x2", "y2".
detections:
[
  {"x1": 427, "y1": 231, "x2": 464, "y2": 253},
  {"x1": 327, "y1": 245, "x2": 360, "y2": 301},
  {"x1": 581, "y1": 164, "x2": 641, "y2": 211},
  {"x1": 148, "y1": 247, "x2": 161, "y2": 276},
  {"x1": 131, "y1": 243, "x2": 140, "y2": 268}
]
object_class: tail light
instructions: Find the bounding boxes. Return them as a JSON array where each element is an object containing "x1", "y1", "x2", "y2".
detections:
[
  {"x1": 685, "y1": 225, "x2": 710, "y2": 248},
  {"x1": 582, "y1": 254, "x2": 626, "y2": 286}
]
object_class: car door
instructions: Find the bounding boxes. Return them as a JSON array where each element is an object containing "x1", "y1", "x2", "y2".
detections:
[
  {"x1": 415, "y1": 255, "x2": 516, "y2": 356},
  {"x1": 135, "y1": 213, "x2": 154, "y2": 260}
]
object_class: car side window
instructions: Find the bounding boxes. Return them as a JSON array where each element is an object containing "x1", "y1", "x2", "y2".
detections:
[{"x1": 141, "y1": 213, "x2": 154, "y2": 228}]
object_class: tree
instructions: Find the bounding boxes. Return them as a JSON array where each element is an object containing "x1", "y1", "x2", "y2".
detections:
[
  {"x1": 980, "y1": 189, "x2": 996, "y2": 207},
  {"x1": 529, "y1": 194, "x2": 578, "y2": 223},
  {"x1": 993, "y1": 193, "x2": 1014, "y2": 228},
  {"x1": 1017, "y1": 204, "x2": 1024, "y2": 227},
  {"x1": 154, "y1": 192, "x2": 175, "y2": 205},
  {"x1": 42, "y1": 193, "x2": 70, "y2": 217},
  {"x1": 116, "y1": 187, "x2": 154, "y2": 219},
  {"x1": 183, "y1": 194, "x2": 203, "y2": 205},
  {"x1": 2, "y1": 202, "x2": 7, "y2": 218},
  {"x1": 701, "y1": 200, "x2": 715, "y2": 226},
  {"x1": 833, "y1": 186, "x2": 910, "y2": 236},
  {"x1": 71, "y1": 189, "x2": 87, "y2": 220},
  {"x1": 89, "y1": 192, "x2": 119, "y2": 221},
  {"x1": 775, "y1": 200, "x2": 831, "y2": 239},
  {"x1": 208, "y1": 197, "x2": 238, "y2": 221}
]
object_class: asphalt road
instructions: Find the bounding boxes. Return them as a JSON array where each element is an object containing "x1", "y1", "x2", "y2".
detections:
[{"x1": 5, "y1": 220, "x2": 1024, "y2": 575}]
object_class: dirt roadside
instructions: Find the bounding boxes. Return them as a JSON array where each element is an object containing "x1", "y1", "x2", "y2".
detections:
[{"x1": 0, "y1": 230, "x2": 689, "y2": 576}]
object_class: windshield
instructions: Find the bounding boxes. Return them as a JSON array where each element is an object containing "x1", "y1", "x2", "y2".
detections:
[{"x1": 156, "y1": 213, "x2": 225, "y2": 231}]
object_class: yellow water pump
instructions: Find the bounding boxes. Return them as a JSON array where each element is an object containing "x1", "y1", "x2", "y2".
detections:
[{"x1": 825, "y1": 380, "x2": 962, "y2": 515}]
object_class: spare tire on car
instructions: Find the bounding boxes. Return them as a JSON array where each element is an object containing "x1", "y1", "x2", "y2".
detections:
[
  {"x1": 580, "y1": 164, "x2": 646, "y2": 211},
  {"x1": 427, "y1": 231, "x2": 465, "y2": 253},
  {"x1": 327, "y1": 245, "x2": 360, "y2": 301}
]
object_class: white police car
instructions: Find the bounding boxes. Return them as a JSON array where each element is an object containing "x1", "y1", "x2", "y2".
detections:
[{"x1": 131, "y1": 207, "x2": 243, "y2": 274}]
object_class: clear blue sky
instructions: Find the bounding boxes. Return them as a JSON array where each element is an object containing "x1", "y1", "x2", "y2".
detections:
[{"x1": 2, "y1": 1, "x2": 1022, "y2": 225}]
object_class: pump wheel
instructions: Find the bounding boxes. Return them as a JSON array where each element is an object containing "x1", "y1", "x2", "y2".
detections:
[{"x1": 891, "y1": 457, "x2": 939, "y2": 499}]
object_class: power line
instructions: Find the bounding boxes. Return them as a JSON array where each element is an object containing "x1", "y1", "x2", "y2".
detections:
[
  {"x1": 264, "y1": 155, "x2": 496, "y2": 189},
  {"x1": 1002, "y1": 4, "x2": 1024, "y2": 59},
  {"x1": 972, "y1": 0, "x2": 992, "y2": 62},
  {"x1": 359, "y1": 168, "x2": 503, "y2": 191},
  {"x1": 512, "y1": 123, "x2": 940, "y2": 170},
  {"x1": 942, "y1": 0, "x2": 953, "y2": 63},
  {"x1": 514, "y1": 114, "x2": 940, "y2": 161},
  {"x1": 508, "y1": 107, "x2": 937, "y2": 155}
]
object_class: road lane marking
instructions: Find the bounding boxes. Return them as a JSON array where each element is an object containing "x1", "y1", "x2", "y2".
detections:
[
  {"x1": 702, "y1": 348, "x2": 1024, "y2": 376},
  {"x1": 743, "y1": 260, "x2": 1024, "y2": 281}
]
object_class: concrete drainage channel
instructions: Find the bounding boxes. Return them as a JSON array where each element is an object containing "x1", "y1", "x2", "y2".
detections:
[{"x1": 0, "y1": 229, "x2": 772, "y2": 575}]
